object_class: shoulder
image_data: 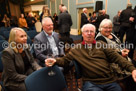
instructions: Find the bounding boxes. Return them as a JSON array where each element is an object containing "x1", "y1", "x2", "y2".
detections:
[
  {"x1": 2, "y1": 47, "x2": 15, "y2": 57},
  {"x1": 96, "y1": 36, "x2": 107, "y2": 43},
  {"x1": 34, "y1": 31, "x2": 44, "y2": 40}
]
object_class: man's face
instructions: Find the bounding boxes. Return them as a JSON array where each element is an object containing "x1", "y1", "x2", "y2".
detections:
[
  {"x1": 59, "y1": 5, "x2": 62, "y2": 11},
  {"x1": 82, "y1": 26, "x2": 95, "y2": 43},
  {"x1": 84, "y1": 9, "x2": 88, "y2": 14},
  {"x1": 43, "y1": 19, "x2": 54, "y2": 35}
]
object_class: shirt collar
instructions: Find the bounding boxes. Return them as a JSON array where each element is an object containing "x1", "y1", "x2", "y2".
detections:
[
  {"x1": 82, "y1": 40, "x2": 96, "y2": 45},
  {"x1": 43, "y1": 30, "x2": 54, "y2": 37}
]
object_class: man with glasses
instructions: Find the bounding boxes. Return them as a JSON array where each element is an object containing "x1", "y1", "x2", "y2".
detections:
[{"x1": 45, "y1": 23, "x2": 136, "y2": 91}]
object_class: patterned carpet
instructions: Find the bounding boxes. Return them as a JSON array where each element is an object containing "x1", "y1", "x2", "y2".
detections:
[{"x1": 65, "y1": 67, "x2": 82, "y2": 91}]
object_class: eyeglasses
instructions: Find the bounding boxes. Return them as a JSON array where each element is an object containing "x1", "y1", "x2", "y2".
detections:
[
  {"x1": 83, "y1": 30, "x2": 94, "y2": 33},
  {"x1": 103, "y1": 27, "x2": 112, "y2": 29}
]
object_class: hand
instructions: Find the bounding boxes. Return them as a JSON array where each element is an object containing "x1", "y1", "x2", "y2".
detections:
[
  {"x1": 132, "y1": 70, "x2": 136, "y2": 82},
  {"x1": 129, "y1": 17, "x2": 134, "y2": 22},
  {"x1": 45, "y1": 58, "x2": 56, "y2": 67},
  {"x1": 121, "y1": 48, "x2": 129, "y2": 57}
]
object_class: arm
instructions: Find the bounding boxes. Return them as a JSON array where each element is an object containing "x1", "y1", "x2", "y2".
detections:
[
  {"x1": 33, "y1": 37, "x2": 48, "y2": 63},
  {"x1": 45, "y1": 50, "x2": 74, "y2": 67},
  {"x1": 2, "y1": 50, "x2": 27, "y2": 82},
  {"x1": 81, "y1": 14, "x2": 89, "y2": 24},
  {"x1": 26, "y1": 49, "x2": 42, "y2": 70},
  {"x1": 104, "y1": 47, "x2": 136, "y2": 72},
  {"x1": 69, "y1": 15, "x2": 73, "y2": 26}
]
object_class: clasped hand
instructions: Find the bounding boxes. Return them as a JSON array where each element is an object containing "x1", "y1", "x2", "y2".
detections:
[{"x1": 45, "y1": 58, "x2": 56, "y2": 67}]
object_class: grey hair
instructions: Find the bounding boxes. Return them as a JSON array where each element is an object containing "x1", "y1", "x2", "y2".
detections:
[
  {"x1": 81, "y1": 24, "x2": 96, "y2": 33},
  {"x1": 83, "y1": 8, "x2": 87, "y2": 12},
  {"x1": 42, "y1": 17, "x2": 52, "y2": 26},
  {"x1": 62, "y1": 6, "x2": 67, "y2": 12},
  {"x1": 99, "y1": 19, "x2": 113, "y2": 31}
]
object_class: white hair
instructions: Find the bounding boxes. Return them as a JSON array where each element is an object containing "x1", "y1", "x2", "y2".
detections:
[
  {"x1": 62, "y1": 6, "x2": 67, "y2": 12},
  {"x1": 83, "y1": 8, "x2": 87, "y2": 12},
  {"x1": 99, "y1": 19, "x2": 113, "y2": 31},
  {"x1": 42, "y1": 17, "x2": 52, "y2": 26},
  {"x1": 81, "y1": 24, "x2": 96, "y2": 33}
]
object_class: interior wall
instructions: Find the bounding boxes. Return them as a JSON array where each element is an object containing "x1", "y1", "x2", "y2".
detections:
[
  {"x1": 9, "y1": 1, "x2": 21, "y2": 19},
  {"x1": 49, "y1": 0, "x2": 136, "y2": 30}
]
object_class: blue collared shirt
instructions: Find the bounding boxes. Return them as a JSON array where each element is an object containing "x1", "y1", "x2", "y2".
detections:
[{"x1": 43, "y1": 31, "x2": 59, "y2": 56}]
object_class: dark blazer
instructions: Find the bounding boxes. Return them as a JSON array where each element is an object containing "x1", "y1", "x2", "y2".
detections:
[
  {"x1": 80, "y1": 13, "x2": 89, "y2": 28},
  {"x1": 34, "y1": 31, "x2": 64, "y2": 66},
  {"x1": 58, "y1": 12, "x2": 73, "y2": 33},
  {"x1": 119, "y1": 7, "x2": 134, "y2": 27},
  {"x1": 113, "y1": 15, "x2": 120, "y2": 32},
  {"x1": 2, "y1": 47, "x2": 40, "y2": 88}
]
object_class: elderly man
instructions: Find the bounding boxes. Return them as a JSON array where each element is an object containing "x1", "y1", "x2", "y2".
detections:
[
  {"x1": 45, "y1": 23, "x2": 136, "y2": 91},
  {"x1": 80, "y1": 8, "x2": 89, "y2": 28},
  {"x1": 34, "y1": 17, "x2": 64, "y2": 67},
  {"x1": 58, "y1": 6, "x2": 72, "y2": 39}
]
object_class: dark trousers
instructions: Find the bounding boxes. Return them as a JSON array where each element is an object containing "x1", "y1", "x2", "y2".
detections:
[
  {"x1": 6, "y1": 83, "x2": 26, "y2": 91},
  {"x1": 119, "y1": 26, "x2": 129, "y2": 43},
  {"x1": 59, "y1": 32, "x2": 70, "y2": 39},
  {"x1": 82, "y1": 81, "x2": 121, "y2": 91}
]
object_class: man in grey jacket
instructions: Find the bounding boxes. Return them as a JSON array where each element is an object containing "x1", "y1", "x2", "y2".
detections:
[{"x1": 34, "y1": 17, "x2": 64, "y2": 67}]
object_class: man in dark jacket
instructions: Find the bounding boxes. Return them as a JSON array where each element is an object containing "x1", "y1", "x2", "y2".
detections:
[
  {"x1": 80, "y1": 8, "x2": 89, "y2": 28},
  {"x1": 58, "y1": 6, "x2": 73, "y2": 39},
  {"x1": 119, "y1": 3, "x2": 135, "y2": 43},
  {"x1": 119, "y1": 3, "x2": 135, "y2": 59}
]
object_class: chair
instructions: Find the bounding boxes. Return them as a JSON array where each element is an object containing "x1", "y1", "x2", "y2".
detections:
[
  {"x1": 35, "y1": 21, "x2": 42, "y2": 32},
  {"x1": 0, "y1": 52, "x2": 6, "y2": 91},
  {"x1": 0, "y1": 40, "x2": 8, "y2": 52},
  {"x1": 25, "y1": 65, "x2": 67, "y2": 91},
  {"x1": 73, "y1": 60, "x2": 82, "y2": 91},
  {"x1": 0, "y1": 27, "x2": 7, "y2": 37},
  {"x1": 0, "y1": 52, "x2": 3, "y2": 72},
  {"x1": 27, "y1": 36, "x2": 32, "y2": 45},
  {"x1": 3, "y1": 31, "x2": 10, "y2": 40},
  {"x1": 26, "y1": 31, "x2": 38, "y2": 40},
  {"x1": 0, "y1": 35, "x2": 5, "y2": 40}
]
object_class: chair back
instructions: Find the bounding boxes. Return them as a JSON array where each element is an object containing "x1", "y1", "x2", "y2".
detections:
[
  {"x1": 0, "y1": 52, "x2": 3, "y2": 72},
  {"x1": 25, "y1": 65, "x2": 67, "y2": 91},
  {"x1": 0, "y1": 35, "x2": 5, "y2": 40},
  {"x1": 26, "y1": 31, "x2": 38, "y2": 40},
  {"x1": 35, "y1": 22, "x2": 42, "y2": 32},
  {"x1": 3, "y1": 31, "x2": 10, "y2": 40},
  {"x1": 0, "y1": 40, "x2": 8, "y2": 52},
  {"x1": 73, "y1": 60, "x2": 82, "y2": 91}
]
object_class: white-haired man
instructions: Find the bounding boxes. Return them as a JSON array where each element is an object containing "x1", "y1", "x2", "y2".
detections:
[
  {"x1": 58, "y1": 6, "x2": 73, "y2": 39},
  {"x1": 80, "y1": 8, "x2": 89, "y2": 28}
]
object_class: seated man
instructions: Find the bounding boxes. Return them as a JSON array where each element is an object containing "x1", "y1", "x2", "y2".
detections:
[
  {"x1": 33, "y1": 17, "x2": 64, "y2": 67},
  {"x1": 45, "y1": 24, "x2": 136, "y2": 91}
]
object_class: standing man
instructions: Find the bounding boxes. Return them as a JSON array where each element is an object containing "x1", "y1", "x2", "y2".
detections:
[
  {"x1": 102, "y1": 9, "x2": 110, "y2": 19},
  {"x1": 119, "y1": 3, "x2": 135, "y2": 59},
  {"x1": 26, "y1": 12, "x2": 36, "y2": 30},
  {"x1": 58, "y1": 6, "x2": 73, "y2": 39},
  {"x1": 33, "y1": 17, "x2": 64, "y2": 67},
  {"x1": 80, "y1": 8, "x2": 89, "y2": 28},
  {"x1": 59, "y1": 4, "x2": 64, "y2": 14},
  {"x1": 119, "y1": 3, "x2": 135, "y2": 43}
]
